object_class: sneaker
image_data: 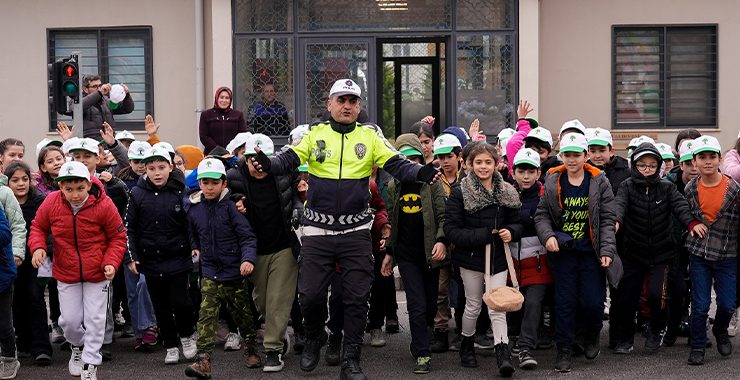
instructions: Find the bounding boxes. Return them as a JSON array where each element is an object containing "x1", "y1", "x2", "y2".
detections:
[
  {"x1": 100, "y1": 344, "x2": 112, "y2": 362},
  {"x1": 715, "y1": 332, "x2": 733, "y2": 357},
  {"x1": 244, "y1": 340, "x2": 263, "y2": 368},
  {"x1": 518, "y1": 350, "x2": 537, "y2": 370},
  {"x1": 142, "y1": 326, "x2": 158, "y2": 346},
  {"x1": 133, "y1": 338, "x2": 147, "y2": 352},
  {"x1": 430, "y1": 329, "x2": 448, "y2": 353},
  {"x1": 185, "y1": 353, "x2": 212, "y2": 379},
  {"x1": 613, "y1": 342, "x2": 634, "y2": 354},
  {"x1": 510, "y1": 338, "x2": 521, "y2": 355},
  {"x1": 385, "y1": 318, "x2": 400, "y2": 334},
  {"x1": 81, "y1": 363, "x2": 97, "y2": 380},
  {"x1": 729, "y1": 309, "x2": 739, "y2": 337},
  {"x1": 413, "y1": 356, "x2": 431, "y2": 374},
  {"x1": 554, "y1": 348, "x2": 572, "y2": 373},
  {"x1": 473, "y1": 334, "x2": 494, "y2": 350},
  {"x1": 224, "y1": 332, "x2": 242, "y2": 351},
  {"x1": 687, "y1": 349, "x2": 705, "y2": 365},
  {"x1": 644, "y1": 332, "x2": 662, "y2": 354},
  {"x1": 51, "y1": 323, "x2": 65, "y2": 344},
  {"x1": 34, "y1": 353, "x2": 52, "y2": 366},
  {"x1": 181, "y1": 334, "x2": 198, "y2": 360},
  {"x1": 69, "y1": 346, "x2": 83, "y2": 376},
  {"x1": 0, "y1": 357, "x2": 20, "y2": 379},
  {"x1": 165, "y1": 347, "x2": 180, "y2": 365},
  {"x1": 121, "y1": 323, "x2": 135, "y2": 338},
  {"x1": 370, "y1": 329, "x2": 386, "y2": 347},
  {"x1": 263, "y1": 352, "x2": 284, "y2": 372},
  {"x1": 448, "y1": 334, "x2": 461, "y2": 351},
  {"x1": 293, "y1": 332, "x2": 306, "y2": 355}
]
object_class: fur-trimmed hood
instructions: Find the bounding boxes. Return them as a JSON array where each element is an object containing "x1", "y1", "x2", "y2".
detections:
[{"x1": 460, "y1": 171, "x2": 521, "y2": 213}]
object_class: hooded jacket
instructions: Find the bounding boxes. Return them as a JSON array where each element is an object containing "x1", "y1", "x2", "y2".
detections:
[
  {"x1": 199, "y1": 87, "x2": 248, "y2": 154},
  {"x1": 591, "y1": 155, "x2": 630, "y2": 197},
  {"x1": 184, "y1": 188, "x2": 257, "y2": 282},
  {"x1": 28, "y1": 177, "x2": 127, "y2": 283},
  {"x1": 614, "y1": 143, "x2": 697, "y2": 266},
  {"x1": 80, "y1": 89, "x2": 135, "y2": 139},
  {"x1": 0, "y1": 174, "x2": 27, "y2": 260},
  {"x1": 124, "y1": 171, "x2": 192, "y2": 276}
]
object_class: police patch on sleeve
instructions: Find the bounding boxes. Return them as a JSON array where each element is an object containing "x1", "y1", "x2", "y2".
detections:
[{"x1": 354, "y1": 143, "x2": 367, "y2": 159}]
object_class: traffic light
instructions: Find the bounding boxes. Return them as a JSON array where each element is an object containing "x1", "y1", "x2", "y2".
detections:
[
  {"x1": 60, "y1": 57, "x2": 79, "y2": 103},
  {"x1": 49, "y1": 54, "x2": 80, "y2": 114}
]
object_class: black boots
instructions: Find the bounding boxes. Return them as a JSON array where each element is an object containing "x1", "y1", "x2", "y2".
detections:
[
  {"x1": 584, "y1": 331, "x2": 601, "y2": 360},
  {"x1": 459, "y1": 335, "x2": 478, "y2": 368},
  {"x1": 340, "y1": 344, "x2": 366, "y2": 380},
  {"x1": 325, "y1": 332, "x2": 343, "y2": 366},
  {"x1": 300, "y1": 331, "x2": 327, "y2": 372},
  {"x1": 494, "y1": 343, "x2": 515, "y2": 377},
  {"x1": 430, "y1": 329, "x2": 449, "y2": 353}
]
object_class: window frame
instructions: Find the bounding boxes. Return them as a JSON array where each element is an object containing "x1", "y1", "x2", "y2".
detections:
[
  {"x1": 611, "y1": 24, "x2": 718, "y2": 130},
  {"x1": 47, "y1": 26, "x2": 154, "y2": 132}
]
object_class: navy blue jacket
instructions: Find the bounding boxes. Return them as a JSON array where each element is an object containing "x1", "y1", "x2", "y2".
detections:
[
  {"x1": 0, "y1": 208, "x2": 16, "y2": 292},
  {"x1": 184, "y1": 188, "x2": 257, "y2": 282},
  {"x1": 125, "y1": 171, "x2": 192, "y2": 277}
]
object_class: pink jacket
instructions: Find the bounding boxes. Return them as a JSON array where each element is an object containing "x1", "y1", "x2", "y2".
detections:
[
  {"x1": 721, "y1": 149, "x2": 740, "y2": 183},
  {"x1": 506, "y1": 119, "x2": 535, "y2": 173}
]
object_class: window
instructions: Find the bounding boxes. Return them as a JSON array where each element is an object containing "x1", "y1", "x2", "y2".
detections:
[
  {"x1": 48, "y1": 27, "x2": 153, "y2": 131},
  {"x1": 613, "y1": 25, "x2": 717, "y2": 129}
]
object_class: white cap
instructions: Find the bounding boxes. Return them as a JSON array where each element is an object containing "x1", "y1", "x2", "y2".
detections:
[
  {"x1": 36, "y1": 138, "x2": 62, "y2": 159},
  {"x1": 66, "y1": 137, "x2": 99, "y2": 155},
  {"x1": 433, "y1": 133, "x2": 462, "y2": 156},
  {"x1": 678, "y1": 140, "x2": 694, "y2": 162},
  {"x1": 634, "y1": 135, "x2": 656, "y2": 147},
  {"x1": 128, "y1": 141, "x2": 152, "y2": 160},
  {"x1": 55, "y1": 161, "x2": 91, "y2": 183},
  {"x1": 243, "y1": 133, "x2": 275, "y2": 156},
  {"x1": 559, "y1": 119, "x2": 587, "y2": 136},
  {"x1": 497, "y1": 128, "x2": 516, "y2": 152},
  {"x1": 655, "y1": 143, "x2": 676, "y2": 160},
  {"x1": 114, "y1": 130, "x2": 136, "y2": 141},
  {"x1": 524, "y1": 127, "x2": 554, "y2": 147},
  {"x1": 109, "y1": 84, "x2": 126, "y2": 104},
  {"x1": 142, "y1": 146, "x2": 172, "y2": 164},
  {"x1": 225, "y1": 132, "x2": 252, "y2": 154},
  {"x1": 558, "y1": 133, "x2": 588, "y2": 154},
  {"x1": 585, "y1": 127, "x2": 613, "y2": 147},
  {"x1": 289, "y1": 124, "x2": 310, "y2": 145},
  {"x1": 513, "y1": 148, "x2": 541, "y2": 168},
  {"x1": 153, "y1": 142, "x2": 175, "y2": 156},
  {"x1": 691, "y1": 136, "x2": 721, "y2": 156},
  {"x1": 628, "y1": 137, "x2": 641, "y2": 149},
  {"x1": 197, "y1": 158, "x2": 226, "y2": 180},
  {"x1": 329, "y1": 79, "x2": 362, "y2": 98}
]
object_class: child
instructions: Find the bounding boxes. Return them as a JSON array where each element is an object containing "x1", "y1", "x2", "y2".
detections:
[
  {"x1": 28, "y1": 161, "x2": 127, "y2": 380},
  {"x1": 34, "y1": 145, "x2": 65, "y2": 196},
  {"x1": 586, "y1": 128, "x2": 629, "y2": 196},
  {"x1": 116, "y1": 141, "x2": 152, "y2": 190},
  {"x1": 4, "y1": 162, "x2": 53, "y2": 364},
  {"x1": 0, "y1": 139, "x2": 24, "y2": 173},
  {"x1": 611, "y1": 143, "x2": 703, "y2": 354},
  {"x1": 125, "y1": 147, "x2": 196, "y2": 364},
  {"x1": 382, "y1": 134, "x2": 447, "y2": 374},
  {"x1": 534, "y1": 133, "x2": 617, "y2": 373},
  {"x1": 444, "y1": 142, "x2": 522, "y2": 377},
  {"x1": 0, "y1": 208, "x2": 17, "y2": 379},
  {"x1": 683, "y1": 136, "x2": 739, "y2": 365},
  {"x1": 185, "y1": 158, "x2": 260, "y2": 379},
  {"x1": 509, "y1": 148, "x2": 552, "y2": 370}
]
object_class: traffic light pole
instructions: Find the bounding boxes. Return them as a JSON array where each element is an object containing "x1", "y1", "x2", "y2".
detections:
[{"x1": 72, "y1": 52, "x2": 83, "y2": 138}]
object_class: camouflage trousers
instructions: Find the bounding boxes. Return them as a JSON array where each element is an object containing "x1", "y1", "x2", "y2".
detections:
[{"x1": 196, "y1": 277, "x2": 256, "y2": 355}]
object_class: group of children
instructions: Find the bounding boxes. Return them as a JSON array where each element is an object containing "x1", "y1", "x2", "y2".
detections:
[{"x1": 0, "y1": 99, "x2": 737, "y2": 379}]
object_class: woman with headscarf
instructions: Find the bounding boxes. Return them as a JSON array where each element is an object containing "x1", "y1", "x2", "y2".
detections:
[{"x1": 199, "y1": 87, "x2": 248, "y2": 154}]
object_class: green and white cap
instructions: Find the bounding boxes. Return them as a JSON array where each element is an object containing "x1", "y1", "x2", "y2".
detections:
[
  {"x1": 197, "y1": 158, "x2": 226, "y2": 180},
  {"x1": 524, "y1": 127, "x2": 554, "y2": 147},
  {"x1": 243, "y1": 133, "x2": 275, "y2": 156},
  {"x1": 66, "y1": 137, "x2": 100, "y2": 155},
  {"x1": 153, "y1": 142, "x2": 176, "y2": 156},
  {"x1": 678, "y1": 140, "x2": 694, "y2": 162},
  {"x1": 142, "y1": 146, "x2": 172, "y2": 164},
  {"x1": 559, "y1": 133, "x2": 588, "y2": 153},
  {"x1": 513, "y1": 148, "x2": 541, "y2": 168},
  {"x1": 559, "y1": 119, "x2": 587, "y2": 136},
  {"x1": 290, "y1": 125, "x2": 310, "y2": 145},
  {"x1": 691, "y1": 136, "x2": 721, "y2": 156},
  {"x1": 225, "y1": 132, "x2": 252, "y2": 154},
  {"x1": 433, "y1": 133, "x2": 462, "y2": 155},
  {"x1": 55, "y1": 161, "x2": 91, "y2": 183},
  {"x1": 36, "y1": 138, "x2": 63, "y2": 159},
  {"x1": 114, "y1": 130, "x2": 136, "y2": 141},
  {"x1": 497, "y1": 128, "x2": 516, "y2": 150},
  {"x1": 399, "y1": 144, "x2": 423, "y2": 158},
  {"x1": 655, "y1": 143, "x2": 676, "y2": 160},
  {"x1": 128, "y1": 141, "x2": 152, "y2": 160},
  {"x1": 585, "y1": 127, "x2": 613, "y2": 147}
]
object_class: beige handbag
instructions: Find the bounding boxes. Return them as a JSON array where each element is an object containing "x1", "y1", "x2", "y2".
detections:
[{"x1": 482, "y1": 242, "x2": 524, "y2": 312}]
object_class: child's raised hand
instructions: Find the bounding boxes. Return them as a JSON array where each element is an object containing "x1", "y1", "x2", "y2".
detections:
[
  {"x1": 690, "y1": 223, "x2": 708, "y2": 239},
  {"x1": 381, "y1": 254, "x2": 394, "y2": 277},
  {"x1": 31, "y1": 249, "x2": 47, "y2": 268},
  {"x1": 240, "y1": 261, "x2": 254, "y2": 276},
  {"x1": 545, "y1": 236, "x2": 560, "y2": 252},
  {"x1": 128, "y1": 261, "x2": 140, "y2": 275},
  {"x1": 517, "y1": 99, "x2": 534, "y2": 119},
  {"x1": 104, "y1": 265, "x2": 116, "y2": 280},
  {"x1": 99, "y1": 171, "x2": 113, "y2": 183}
]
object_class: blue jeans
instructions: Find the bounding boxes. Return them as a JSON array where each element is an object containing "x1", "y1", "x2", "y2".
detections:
[
  {"x1": 549, "y1": 250, "x2": 606, "y2": 349},
  {"x1": 689, "y1": 255, "x2": 737, "y2": 349},
  {"x1": 124, "y1": 265, "x2": 157, "y2": 337}
]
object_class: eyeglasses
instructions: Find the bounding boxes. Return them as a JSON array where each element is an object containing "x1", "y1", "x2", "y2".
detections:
[{"x1": 636, "y1": 164, "x2": 658, "y2": 171}]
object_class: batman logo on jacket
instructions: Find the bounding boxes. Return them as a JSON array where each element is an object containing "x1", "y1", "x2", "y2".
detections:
[{"x1": 400, "y1": 193, "x2": 422, "y2": 214}]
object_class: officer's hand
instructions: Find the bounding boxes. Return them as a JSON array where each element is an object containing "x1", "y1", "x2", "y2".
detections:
[
  {"x1": 249, "y1": 147, "x2": 271, "y2": 173},
  {"x1": 417, "y1": 163, "x2": 441, "y2": 184},
  {"x1": 240, "y1": 261, "x2": 254, "y2": 276}
]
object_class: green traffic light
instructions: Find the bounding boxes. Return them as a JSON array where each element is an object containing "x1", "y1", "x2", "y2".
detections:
[{"x1": 63, "y1": 81, "x2": 78, "y2": 95}]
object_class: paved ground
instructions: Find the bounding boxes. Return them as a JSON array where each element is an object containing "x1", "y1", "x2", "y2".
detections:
[{"x1": 16, "y1": 291, "x2": 740, "y2": 379}]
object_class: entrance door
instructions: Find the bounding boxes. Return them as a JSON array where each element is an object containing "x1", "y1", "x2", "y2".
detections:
[{"x1": 377, "y1": 38, "x2": 445, "y2": 138}]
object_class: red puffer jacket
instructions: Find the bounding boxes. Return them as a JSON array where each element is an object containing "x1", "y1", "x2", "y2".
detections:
[{"x1": 28, "y1": 177, "x2": 127, "y2": 283}]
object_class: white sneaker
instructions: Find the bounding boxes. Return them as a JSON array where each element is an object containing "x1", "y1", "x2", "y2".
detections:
[
  {"x1": 164, "y1": 347, "x2": 180, "y2": 365},
  {"x1": 369, "y1": 329, "x2": 386, "y2": 347},
  {"x1": 181, "y1": 334, "x2": 198, "y2": 360},
  {"x1": 68, "y1": 346, "x2": 83, "y2": 376},
  {"x1": 0, "y1": 356, "x2": 20, "y2": 379},
  {"x1": 81, "y1": 364, "x2": 97, "y2": 380},
  {"x1": 729, "y1": 308, "x2": 739, "y2": 337},
  {"x1": 224, "y1": 332, "x2": 242, "y2": 351}
]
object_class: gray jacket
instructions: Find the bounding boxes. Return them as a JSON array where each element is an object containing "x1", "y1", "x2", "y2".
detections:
[{"x1": 81, "y1": 90, "x2": 134, "y2": 139}]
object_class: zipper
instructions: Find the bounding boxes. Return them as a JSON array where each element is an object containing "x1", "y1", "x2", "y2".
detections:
[
  {"x1": 336, "y1": 132, "x2": 346, "y2": 218},
  {"x1": 72, "y1": 215, "x2": 84, "y2": 282}
]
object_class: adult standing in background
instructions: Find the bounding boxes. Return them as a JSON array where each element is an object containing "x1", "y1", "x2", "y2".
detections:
[{"x1": 199, "y1": 87, "x2": 248, "y2": 154}]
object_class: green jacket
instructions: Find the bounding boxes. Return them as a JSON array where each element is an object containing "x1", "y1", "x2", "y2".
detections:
[{"x1": 0, "y1": 174, "x2": 26, "y2": 259}]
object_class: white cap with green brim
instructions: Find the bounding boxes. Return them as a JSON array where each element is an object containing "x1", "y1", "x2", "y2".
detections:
[
  {"x1": 243, "y1": 133, "x2": 275, "y2": 156},
  {"x1": 36, "y1": 138, "x2": 63, "y2": 159},
  {"x1": 691, "y1": 136, "x2": 721, "y2": 156},
  {"x1": 586, "y1": 127, "x2": 612, "y2": 147},
  {"x1": 655, "y1": 143, "x2": 676, "y2": 160},
  {"x1": 559, "y1": 133, "x2": 588, "y2": 153},
  {"x1": 153, "y1": 142, "x2": 176, "y2": 156},
  {"x1": 513, "y1": 148, "x2": 541, "y2": 168},
  {"x1": 197, "y1": 158, "x2": 226, "y2": 180},
  {"x1": 497, "y1": 128, "x2": 515, "y2": 145},
  {"x1": 67, "y1": 137, "x2": 100, "y2": 155},
  {"x1": 128, "y1": 141, "x2": 152, "y2": 160},
  {"x1": 142, "y1": 147, "x2": 172, "y2": 164},
  {"x1": 525, "y1": 127, "x2": 554, "y2": 147},
  {"x1": 55, "y1": 161, "x2": 91, "y2": 183},
  {"x1": 114, "y1": 130, "x2": 136, "y2": 141},
  {"x1": 559, "y1": 119, "x2": 587, "y2": 136},
  {"x1": 226, "y1": 132, "x2": 252, "y2": 154},
  {"x1": 399, "y1": 145, "x2": 423, "y2": 158},
  {"x1": 678, "y1": 140, "x2": 694, "y2": 162},
  {"x1": 433, "y1": 133, "x2": 462, "y2": 155}
]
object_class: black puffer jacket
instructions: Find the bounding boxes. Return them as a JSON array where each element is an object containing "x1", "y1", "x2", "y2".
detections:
[
  {"x1": 591, "y1": 155, "x2": 630, "y2": 197},
  {"x1": 124, "y1": 171, "x2": 192, "y2": 276},
  {"x1": 614, "y1": 143, "x2": 696, "y2": 266}
]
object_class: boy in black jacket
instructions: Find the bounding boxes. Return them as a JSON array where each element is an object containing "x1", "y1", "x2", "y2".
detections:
[{"x1": 585, "y1": 128, "x2": 629, "y2": 196}]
